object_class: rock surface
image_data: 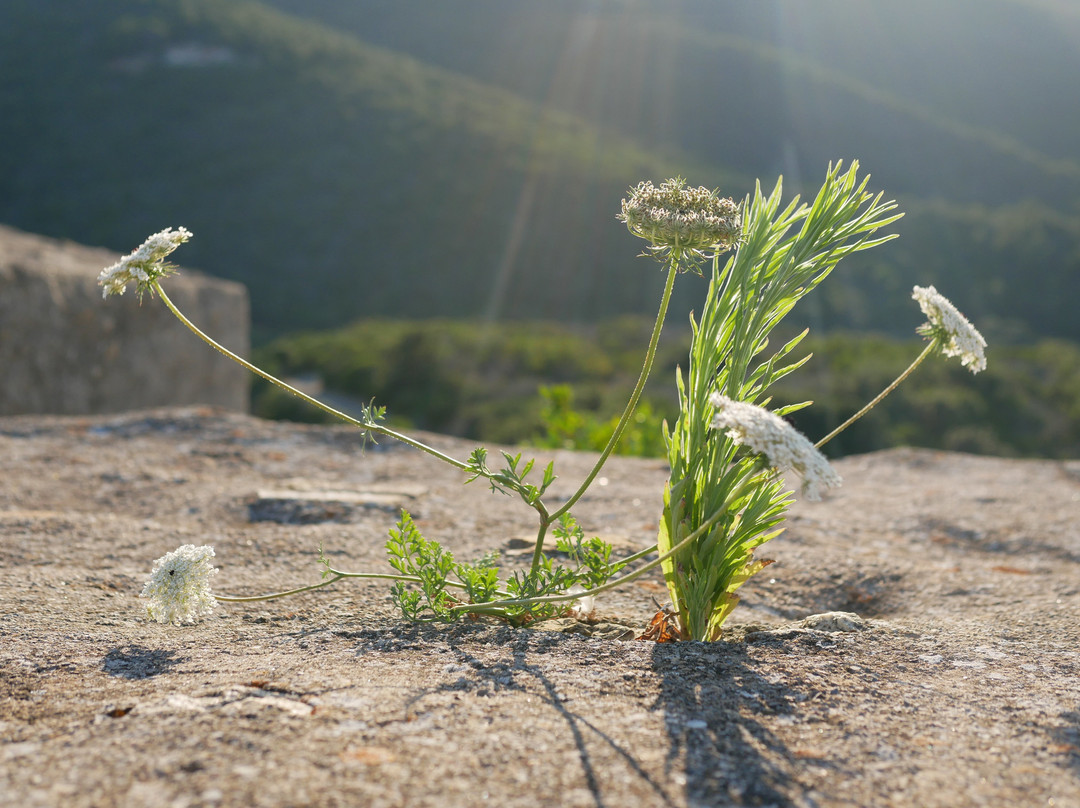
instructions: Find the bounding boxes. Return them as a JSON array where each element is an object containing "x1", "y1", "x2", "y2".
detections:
[
  {"x1": 0, "y1": 224, "x2": 249, "y2": 415},
  {"x1": 1, "y1": 407, "x2": 1078, "y2": 807}
]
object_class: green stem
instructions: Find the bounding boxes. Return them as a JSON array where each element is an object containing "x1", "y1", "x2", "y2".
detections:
[
  {"x1": 525, "y1": 257, "x2": 678, "y2": 574},
  {"x1": 455, "y1": 497, "x2": 728, "y2": 616},
  {"x1": 154, "y1": 282, "x2": 471, "y2": 472},
  {"x1": 213, "y1": 567, "x2": 475, "y2": 604},
  {"x1": 815, "y1": 340, "x2": 937, "y2": 450},
  {"x1": 214, "y1": 574, "x2": 347, "y2": 603},
  {"x1": 546, "y1": 256, "x2": 679, "y2": 529},
  {"x1": 526, "y1": 509, "x2": 553, "y2": 576},
  {"x1": 617, "y1": 542, "x2": 659, "y2": 568}
]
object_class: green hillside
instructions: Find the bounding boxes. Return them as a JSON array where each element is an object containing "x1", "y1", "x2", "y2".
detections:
[
  {"x1": 2, "y1": 0, "x2": 1079, "y2": 345},
  {"x1": 265, "y1": 0, "x2": 1080, "y2": 204},
  {"x1": 0, "y1": 0, "x2": 712, "y2": 336}
]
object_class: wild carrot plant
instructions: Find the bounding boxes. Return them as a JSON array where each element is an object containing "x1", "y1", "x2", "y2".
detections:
[{"x1": 102, "y1": 162, "x2": 986, "y2": 638}]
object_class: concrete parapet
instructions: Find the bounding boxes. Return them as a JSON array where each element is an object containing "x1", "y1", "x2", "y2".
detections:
[{"x1": 0, "y1": 224, "x2": 249, "y2": 415}]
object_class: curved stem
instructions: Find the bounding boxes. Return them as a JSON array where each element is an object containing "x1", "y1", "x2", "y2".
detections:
[
  {"x1": 213, "y1": 566, "x2": 479, "y2": 604},
  {"x1": 526, "y1": 507, "x2": 553, "y2": 574},
  {"x1": 329, "y1": 568, "x2": 468, "y2": 586},
  {"x1": 214, "y1": 574, "x2": 347, "y2": 603},
  {"x1": 154, "y1": 282, "x2": 471, "y2": 472},
  {"x1": 815, "y1": 340, "x2": 938, "y2": 450},
  {"x1": 548, "y1": 257, "x2": 679, "y2": 526}
]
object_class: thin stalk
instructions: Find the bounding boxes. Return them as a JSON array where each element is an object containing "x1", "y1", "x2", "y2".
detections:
[
  {"x1": 815, "y1": 340, "x2": 937, "y2": 449},
  {"x1": 617, "y1": 542, "x2": 659, "y2": 568},
  {"x1": 525, "y1": 505, "x2": 552, "y2": 574},
  {"x1": 214, "y1": 573, "x2": 347, "y2": 603},
  {"x1": 548, "y1": 257, "x2": 680, "y2": 525},
  {"x1": 213, "y1": 567, "x2": 475, "y2": 604},
  {"x1": 154, "y1": 282, "x2": 471, "y2": 472}
]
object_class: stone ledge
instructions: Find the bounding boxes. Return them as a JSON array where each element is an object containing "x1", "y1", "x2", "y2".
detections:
[
  {"x1": 0, "y1": 223, "x2": 250, "y2": 415},
  {"x1": 2, "y1": 409, "x2": 1079, "y2": 807}
]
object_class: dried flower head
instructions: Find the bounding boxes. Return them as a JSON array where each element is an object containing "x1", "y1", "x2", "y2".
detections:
[
  {"x1": 98, "y1": 227, "x2": 192, "y2": 298},
  {"x1": 709, "y1": 394, "x2": 841, "y2": 501},
  {"x1": 618, "y1": 178, "x2": 740, "y2": 271},
  {"x1": 911, "y1": 285, "x2": 987, "y2": 373},
  {"x1": 141, "y1": 544, "x2": 218, "y2": 624}
]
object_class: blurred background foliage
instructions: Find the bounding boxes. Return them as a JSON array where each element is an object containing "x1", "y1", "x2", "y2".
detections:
[
  {"x1": 3, "y1": 0, "x2": 1079, "y2": 456},
  {"x1": 253, "y1": 319, "x2": 1080, "y2": 459},
  {"x1": 251, "y1": 316, "x2": 683, "y2": 444}
]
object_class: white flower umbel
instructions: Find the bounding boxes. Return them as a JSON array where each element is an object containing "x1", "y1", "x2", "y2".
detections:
[
  {"x1": 141, "y1": 544, "x2": 218, "y2": 624},
  {"x1": 98, "y1": 227, "x2": 192, "y2": 298},
  {"x1": 709, "y1": 394, "x2": 841, "y2": 501},
  {"x1": 912, "y1": 285, "x2": 987, "y2": 373}
]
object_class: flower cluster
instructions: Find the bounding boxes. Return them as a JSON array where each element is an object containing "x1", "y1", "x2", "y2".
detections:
[
  {"x1": 141, "y1": 544, "x2": 218, "y2": 624},
  {"x1": 709, "y1": 394, "x2": 841, "y2": 501},
  {"x1": 98, "y1": 227, "x2": 192, "y2": 298},
  {"x1": 618, "y1": 178, "x2": 740, "y2": 269},
  {"x1": 912, "y1": 285, "x2": 987, "y2": 373}
]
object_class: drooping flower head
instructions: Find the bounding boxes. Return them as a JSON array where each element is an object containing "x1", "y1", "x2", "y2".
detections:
[
  {"x1": 618, "y1": 178, "x2": 740, "y2": 272},
  {"x1": 911, "y1": 285, "x2": 987, "y2": 373},
  {"x1": 141, "y1": 544, "x2": 218, "y2": 624},
  {"x1": 98, "y1": 227, "x2": 192, "y2": 298},
  {"x1": 709, "y1": 394, "x2": 841, "y2": 501}
]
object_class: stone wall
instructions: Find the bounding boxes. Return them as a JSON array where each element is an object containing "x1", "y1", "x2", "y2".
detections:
[{"x1": 0, "y1": 224, "x2": 250, "y2": 415}]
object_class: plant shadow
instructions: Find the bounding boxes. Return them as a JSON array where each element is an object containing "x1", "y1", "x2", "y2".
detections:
[
  {"x1": 103, "y1": 645, "x2": 185, "y2": 679},
  {"x1": 346, "y1": 621, "x2": 840, "y2": 807},
  {"x1": 1053, "y1": 710, "x2": 1080, "y2": 777},
  {"x1": 649, "y1": 634, "x2": 832, "y2": 807},
  {"x1": 352, "y1": 624, "x2": 678, "y2": 808}
]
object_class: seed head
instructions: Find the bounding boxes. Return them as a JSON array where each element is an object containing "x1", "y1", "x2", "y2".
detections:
[{"x1": 618, "y1": 178, "x2": 740, "y2": 271}]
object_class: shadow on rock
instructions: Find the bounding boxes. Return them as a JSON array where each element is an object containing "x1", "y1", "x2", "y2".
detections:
[
  {"x1": 448, "y1": 632, "x2": 677, "y2": 808},
  {"x1": 348, "y1": 624, "x2": 678, "y2": 808},
  {"x1": 651, "y1": 639, "x2": 819, "y2": 807},
  {"x1": 103, "y1": 645, "x2": 185, "y2": 679},
  {"x1": 1053, "y1": 710, "x2": 1080, "y2": 777}
]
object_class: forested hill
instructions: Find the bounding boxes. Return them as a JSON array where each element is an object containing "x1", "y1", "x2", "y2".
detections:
[{"x1": 2, "y1": 0, "x2": 1078, "y2": 344}]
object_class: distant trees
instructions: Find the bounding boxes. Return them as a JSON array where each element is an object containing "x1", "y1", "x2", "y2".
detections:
[{"x1": 253, "y1": 319, "x2": 1080, "y2": 459}]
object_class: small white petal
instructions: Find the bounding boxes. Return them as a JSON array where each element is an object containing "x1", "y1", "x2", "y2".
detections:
[{"x1": 567, "y1": 585, "x2": 597, "y2": 620}]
